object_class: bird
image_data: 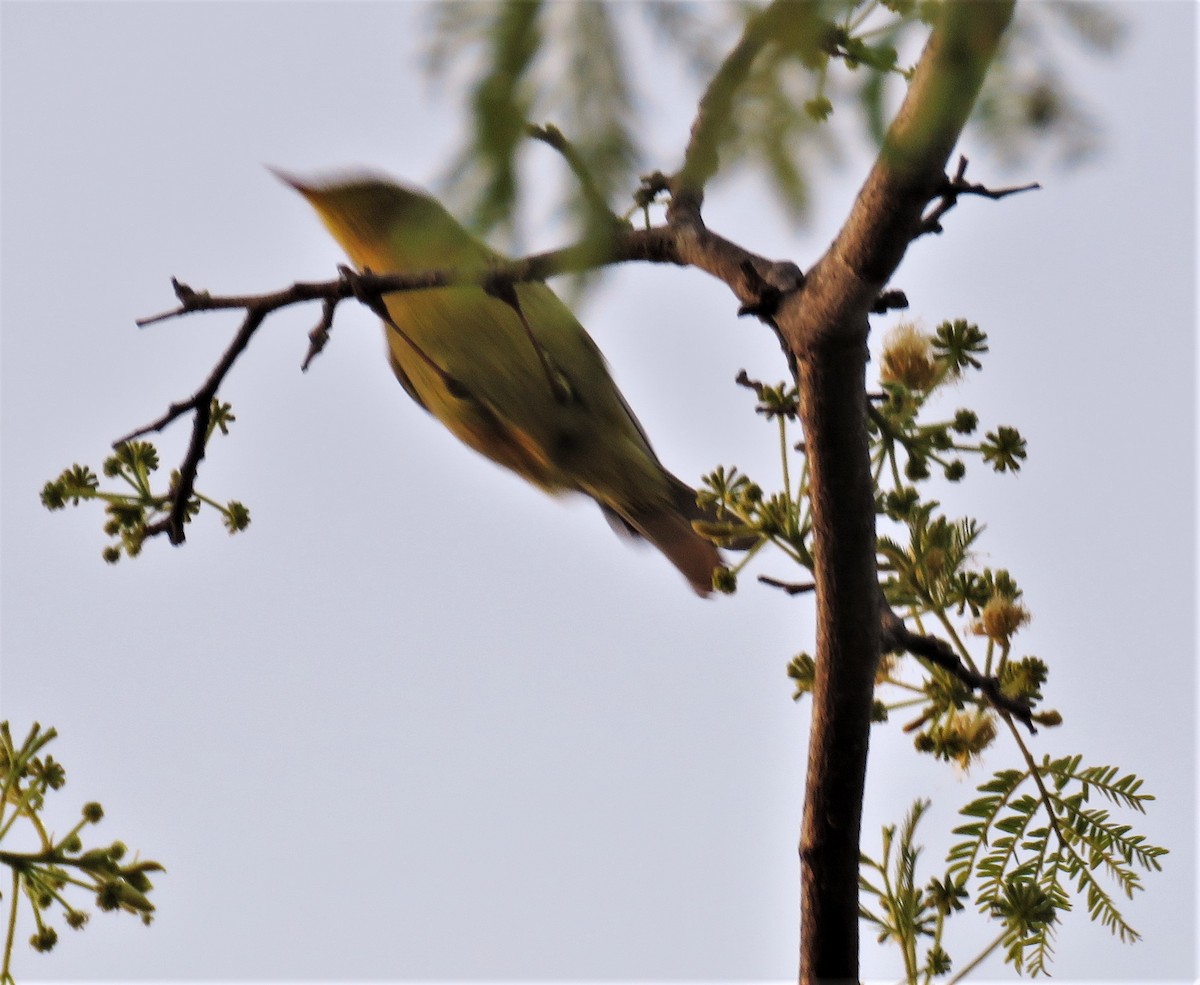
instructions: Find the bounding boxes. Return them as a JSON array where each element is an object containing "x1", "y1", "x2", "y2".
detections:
[{"x1": 279, "y1": 171, "x2": 727, "y2": 595}]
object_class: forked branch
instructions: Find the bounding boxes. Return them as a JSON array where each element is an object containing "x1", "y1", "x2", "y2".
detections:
[{"x1": 123, "y1": 215, "x2": 803, "y2": 549}]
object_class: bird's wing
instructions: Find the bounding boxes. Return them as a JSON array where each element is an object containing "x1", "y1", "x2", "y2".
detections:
[{"x1": 385, "y1": 345, "x2": 430, "y2": 413}]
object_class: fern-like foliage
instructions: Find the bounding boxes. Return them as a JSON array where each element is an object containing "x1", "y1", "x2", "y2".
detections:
[
  {"x1": 425, "y1": 1, "x2": 1123, "y2": 244},
  {"x1": 860, "y1": 800, "x2": 960, "y2": 983},
  {"x1": 947, "y1": 755, "x2": 1167, "y2": 976}
]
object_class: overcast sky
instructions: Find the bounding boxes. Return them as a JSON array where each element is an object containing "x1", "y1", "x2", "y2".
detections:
[{"x1": 0, "y1": 2, "x2": 1195, "y2": 982}]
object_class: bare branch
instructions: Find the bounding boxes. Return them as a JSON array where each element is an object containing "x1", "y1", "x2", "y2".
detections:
[
  {"x1": 758, "y1": 575, "x2": 816, "y2": 596},
  {"x1": 120, "y1": 306, "x2": 266, "y2": 544},
  {"x1": 870, "y1": 288, "x2": 909, "y2": 314},
  {"x1": 136, "y1": 275, "x2": 347, "y2": 327},
  {"x1": 917, "y1": 154, "x2": 1041, "y2": 237},
  {"x1": 301, "y1": 297, "x2": 338, "y2": 372}
]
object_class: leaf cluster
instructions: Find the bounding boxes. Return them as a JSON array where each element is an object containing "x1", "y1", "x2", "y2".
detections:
[
  {"x1": 946, "y1": 756, "x2": 1167, "y2": 975},
  {"x1": 872, "y1": 319, "x2": 1025, "y2": 487},
  {"x1": 425, "y1": 1, "x2": 1121, "y2": 243},
  {"x1": 971, "y1": 2, "x2": 1125, "y2": 169},
  {"x1": 862, "y1": 763, "x2": 1166, "y2": 983},
  {"x1": 705, "y1": 322, "x2": 1037, "y2": 765},
  {"x1": 0, "y1": 723, "x2": 163, "y2": 982},
  {"x1": 703, "y1": 319, "x2": 1046, "y2": 771},
  {"x1": 40, "y1": 400, "x2": 249, "y2": 563},
  {"x1": 427, "y1": 0, "x2": 638, "y2": 245},
  {"x1": 701, "y1": 317, "x2": 1164, "y2": 976},
  {"x1": 867, "y1": 321, "x2": 1034, "y2": 757},
  {"x1": 860, "y1": 800, "x2": 962, "y2": 984}
]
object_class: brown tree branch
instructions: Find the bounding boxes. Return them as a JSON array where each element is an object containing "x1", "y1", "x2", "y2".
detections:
[
  {"x1": 757, "y1": 3, "x2": 1018, "y2": 982},
  {"x1": 917, "y1": 153, "x2": 1041, "y2": 236},
  {"x1": 117, "y1": 303, "x2": 267, "y2": 544},
  {"x1": 759, "y1": 575, "x2": 816, "y2": 596},
  {"x1": 878, "y1": 603, "x2": 1037, "y2": 731}
]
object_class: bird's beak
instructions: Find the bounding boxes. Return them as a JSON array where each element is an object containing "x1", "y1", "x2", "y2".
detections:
[{"x1": 266, "y1": 165, "x2": 316, "y2": 199}]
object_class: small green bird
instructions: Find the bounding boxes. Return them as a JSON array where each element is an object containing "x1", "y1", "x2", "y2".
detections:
[{"x1": 280, "y1": 171, "x2": 725, "y2": 594}]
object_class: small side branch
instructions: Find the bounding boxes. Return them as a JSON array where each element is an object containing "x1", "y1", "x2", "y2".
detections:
[
  {"x1": 759, "y1": 575, "x2": 816, "y2": 596},
  {"x1": 137, "y1": 275, "x2": 349, "y2": 328},
  {"x1": 879, "y1": 603, "x2": 1036, "y2": 732},
  {"x1": 917, "y1": 155, "x2": 1041, "y2": 237},
  {"x1": 526, "y1": 122, "x2": 623, "y2": 229},
  {"x1": 673, "y1": 0, "x2": 818, "y2": 213},
  {"x1": 301, "y1": 297, "x2": 338, "y2": 372},
  {"x1": 116, "y1": 305, "x2": 267, "y2": 544},
  {"x1": 870, "y1": 288, "x2": 909, "y2": 314}
]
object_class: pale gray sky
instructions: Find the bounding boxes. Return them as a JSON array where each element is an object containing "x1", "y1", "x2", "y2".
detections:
[{"x1": 0, "y1": 1, "x2": 1194, "y2": 981}]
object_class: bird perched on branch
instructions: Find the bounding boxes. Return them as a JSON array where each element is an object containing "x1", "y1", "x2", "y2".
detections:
[{"x1": 278, "y1": 171, "x2": 728, "y2": 594}]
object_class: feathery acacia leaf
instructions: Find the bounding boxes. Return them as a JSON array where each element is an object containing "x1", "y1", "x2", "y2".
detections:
[{"x1": 944, "y1": 756, "x2": 1166, "y2": 972}]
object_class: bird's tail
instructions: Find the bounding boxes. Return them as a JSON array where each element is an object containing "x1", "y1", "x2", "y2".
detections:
[{"x1": 601, "y1": 475, "x2": 751, "y2": 597}]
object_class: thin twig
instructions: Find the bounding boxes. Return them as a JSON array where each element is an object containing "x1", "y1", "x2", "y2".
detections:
[
  {"x1": 870, "y1": 288, "x2": 909, "y2": 314},
  {"x1": 124, "y1": 308, "x2": 265, "y2": 544},
  {"x1": 1003, "y1": 715, "x2": 1070, "y2": 851},
  {"x1": 672, "y1": 0, "x2": 817, "y2": 214},
  {"x1": 917, "y1": 154, "x2": 1040, "y2": 237},
  {"x1": 301, "y1": 297, "x2": 338, "y2": 372},
  {"x1": 758, "y1": 575, "x2": 816, "y2": 595},
  {"x1": 526, "y1": 122, "x2": 622, "y2": 229}
]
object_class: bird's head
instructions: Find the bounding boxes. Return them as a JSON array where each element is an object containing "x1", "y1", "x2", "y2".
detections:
[{"x1": 272, "y1": 168, "x2": 483, "y2": 272}]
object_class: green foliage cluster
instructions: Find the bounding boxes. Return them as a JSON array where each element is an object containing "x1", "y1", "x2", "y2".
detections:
[
  {"x1": 860, "y1": 800, "x2": 960, "y2": 983},
  {"x1": 726, "y1": 321, "x2": 1041, "y2": 747},
  {"x1": 700, "y1": 321, "x2": 1156, "y2": 974},
  {"x1": 699, "y1": 320, "x2": 1165, "y2": 978},
  {"x1": 949, "y1": 757, "x2": 1166, "y2": 973},
  {"x1": 0, "y1": 723, "x2": 163, "y2": 983},
  {"x1": 428, "y1": 0, "x2": 638, "y2": 241},
  {"x1": 973, "y1": 3, "x2": 1124, "y2": 167},
  {"x1": 425, "y1": 0, "x2": 1121, "y2": 242},
  {"x1": 860, "y1": 757, "x2": 1166, "y2": 983},
  {"x1": 41, "y1": 400, "x2": 249, "y2": 563}
]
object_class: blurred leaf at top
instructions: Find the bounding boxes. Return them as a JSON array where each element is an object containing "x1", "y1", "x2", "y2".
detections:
[{"x1": 424, "y1": 0, "x2": 1124, "y2": 259}]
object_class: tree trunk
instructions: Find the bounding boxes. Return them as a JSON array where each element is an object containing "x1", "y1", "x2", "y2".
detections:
[{"x1": 777, "y1": 3, "x2": 1017, "y2": 981}]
